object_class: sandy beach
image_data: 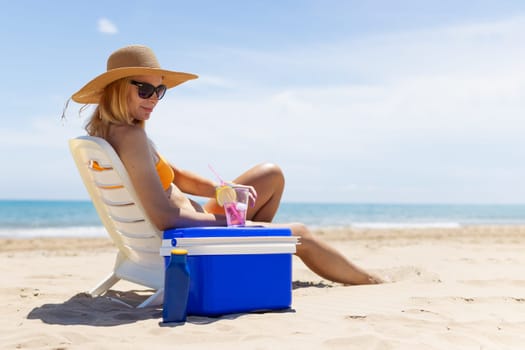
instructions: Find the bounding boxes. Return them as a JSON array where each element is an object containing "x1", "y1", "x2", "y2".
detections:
[{"x1": 2, "y1": 226, "x2": 525, "y2": 349}]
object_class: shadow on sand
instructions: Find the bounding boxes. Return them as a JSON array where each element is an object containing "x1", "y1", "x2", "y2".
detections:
[
  {"x1": 27, "y1": 286, "x2": 303, "y2": 327},
  {"x1": 27, "y1": 290, "x2": 163, "y2": 326},
  {"x1": 292, "y1": 280, "x2": 333, "y2": 289}
]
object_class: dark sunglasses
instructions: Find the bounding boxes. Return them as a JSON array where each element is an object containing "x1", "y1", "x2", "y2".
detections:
[{"x1": 130, "y1": 80, "x2": 167, "y2": 100}]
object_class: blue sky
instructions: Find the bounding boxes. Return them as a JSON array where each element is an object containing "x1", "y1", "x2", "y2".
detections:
[{"x1": 1, "y1": 1, "x2": 525, "y2": 203}]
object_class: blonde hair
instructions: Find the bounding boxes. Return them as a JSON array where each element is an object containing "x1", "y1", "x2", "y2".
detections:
[{"x1": 85, "y1": 78, "x2": 144, "y2": 138}]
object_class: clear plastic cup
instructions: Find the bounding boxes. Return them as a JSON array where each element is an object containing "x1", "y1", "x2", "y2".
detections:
[{"x1": 224, "y1": 187, "x2": 249, "y2": 227}]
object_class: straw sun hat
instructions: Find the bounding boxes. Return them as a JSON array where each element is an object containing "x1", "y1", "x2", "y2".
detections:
[{"x1": 72, "y1": 45, "x2": 198, "y2": 104}]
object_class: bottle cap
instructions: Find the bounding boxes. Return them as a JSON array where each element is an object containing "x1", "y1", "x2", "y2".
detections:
[{"x1": 170, "y1": 248, "x2": 188, "y2": 255}]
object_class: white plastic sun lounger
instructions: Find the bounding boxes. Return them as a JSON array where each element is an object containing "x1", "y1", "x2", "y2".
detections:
[{"x1": 69, "y1": 135, "x2": 164, "y2": 308}]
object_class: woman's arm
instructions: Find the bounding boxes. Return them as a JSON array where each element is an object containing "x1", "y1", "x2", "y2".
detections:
[
  {"x1": 108, "y1": 125, "x2": 227, "y2": 230},
  {"x1": 170, "y1": 165, "x2": 217, "y2": 198},
  {"x1": 171, "y1": 165, "x2": 258, "y2": 204}
]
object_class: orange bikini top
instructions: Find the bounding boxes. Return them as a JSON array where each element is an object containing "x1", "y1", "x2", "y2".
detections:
[{"x1": 155, "y1": 154, "x2": 175, "y2": 190}]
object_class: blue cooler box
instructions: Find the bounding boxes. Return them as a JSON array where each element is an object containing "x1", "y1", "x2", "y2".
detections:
[{"x1": 160, "y1": 227, "x2": 298, "y2": 316}]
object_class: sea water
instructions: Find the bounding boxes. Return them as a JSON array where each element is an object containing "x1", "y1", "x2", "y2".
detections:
[
  {"x1": 1, "y1": 200, "x2": 525, "y2": 239},
  {"x1": 0, "y1": 200, "x2": 105, "y2": 238}
]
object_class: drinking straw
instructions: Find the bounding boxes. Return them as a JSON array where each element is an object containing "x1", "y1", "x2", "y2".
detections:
[{"x1": 208, "y1": 164, "x2": 226, "y2": 185}]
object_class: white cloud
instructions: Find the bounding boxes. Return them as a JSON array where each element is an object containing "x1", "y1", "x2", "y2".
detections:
[
  {"x1": 145, "y1": 15, "x2": 525, "y2": 203},
  {"x1": 97, "y1": 18, "x2": 118, "y2": 35},
  {"x1": 193, "y1": 75, "x2": 236, "y2": 89},
  {"x1": 7, "y1": 13, "x2": 525, "y2": 202}
]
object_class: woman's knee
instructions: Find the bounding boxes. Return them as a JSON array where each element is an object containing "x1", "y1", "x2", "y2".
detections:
[
  {"x1": 257, "y1": 163, "x2": 285, "y2": 187},
  {"x1": 236, "y1": 163, "x2": 284, "y2": 190}
]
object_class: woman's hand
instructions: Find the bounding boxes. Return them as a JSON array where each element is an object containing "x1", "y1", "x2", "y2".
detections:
[{"x1": 230, "y1": 183, "x2": 257, "y2": 207}]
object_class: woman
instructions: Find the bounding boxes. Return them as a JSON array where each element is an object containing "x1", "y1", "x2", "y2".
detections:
[{"x1": 71, "y1": 45, "x2": 381, "y2": 285}]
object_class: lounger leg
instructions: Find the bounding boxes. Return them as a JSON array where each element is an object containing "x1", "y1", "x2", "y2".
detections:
[
  {"x1": 89, "y1": 272, "x2": 120, "y2": 296},
  {"x1": 137, "y1": 288, "x2": 164, "y2": 308}
]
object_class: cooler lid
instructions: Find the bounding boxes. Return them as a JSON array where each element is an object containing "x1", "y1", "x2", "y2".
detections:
[
  {"x1": 163, "y1": 226, "x2": 292, "y2": 239},
  {"x1": 160, "y1": 240, "x2": 298, "y2": 256},
  {"x1": 160, "y1": 232, "x2": 298, "y2": 256}
]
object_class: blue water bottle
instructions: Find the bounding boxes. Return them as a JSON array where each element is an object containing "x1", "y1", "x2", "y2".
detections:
[{"x1": 162, "y1": 248, "x2": 190, "y2": 323}]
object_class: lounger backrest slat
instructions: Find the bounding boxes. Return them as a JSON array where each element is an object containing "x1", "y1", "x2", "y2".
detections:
[{"x1": 69, "y1": 136, "x2": 163, "y2": 267}]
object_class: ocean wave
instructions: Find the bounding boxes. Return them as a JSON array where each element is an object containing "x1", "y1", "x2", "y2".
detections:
[
  {"x1": 350, "y1": 222, "x2": 462, "y2": 229},
  {"x1": 0, "y1": 226, "x2": 107, "y2": 239}
]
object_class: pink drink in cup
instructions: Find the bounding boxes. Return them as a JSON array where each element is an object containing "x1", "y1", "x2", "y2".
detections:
[{"x1": 224, "y1": 187, "x2": 249, "y2": 226}]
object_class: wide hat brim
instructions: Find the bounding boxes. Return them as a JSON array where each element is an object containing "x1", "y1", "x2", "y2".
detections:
[{"x1": 72, "y1": 67, "x2": 198, "y2": 104}]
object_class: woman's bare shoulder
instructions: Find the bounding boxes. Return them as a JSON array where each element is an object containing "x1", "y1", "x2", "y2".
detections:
[
  {"x1": 108, "y1": 123, "x2": 144, "y2": 139},
  {"x1": 107, "y1": 124, "x2": 148, "y2": 152}
]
